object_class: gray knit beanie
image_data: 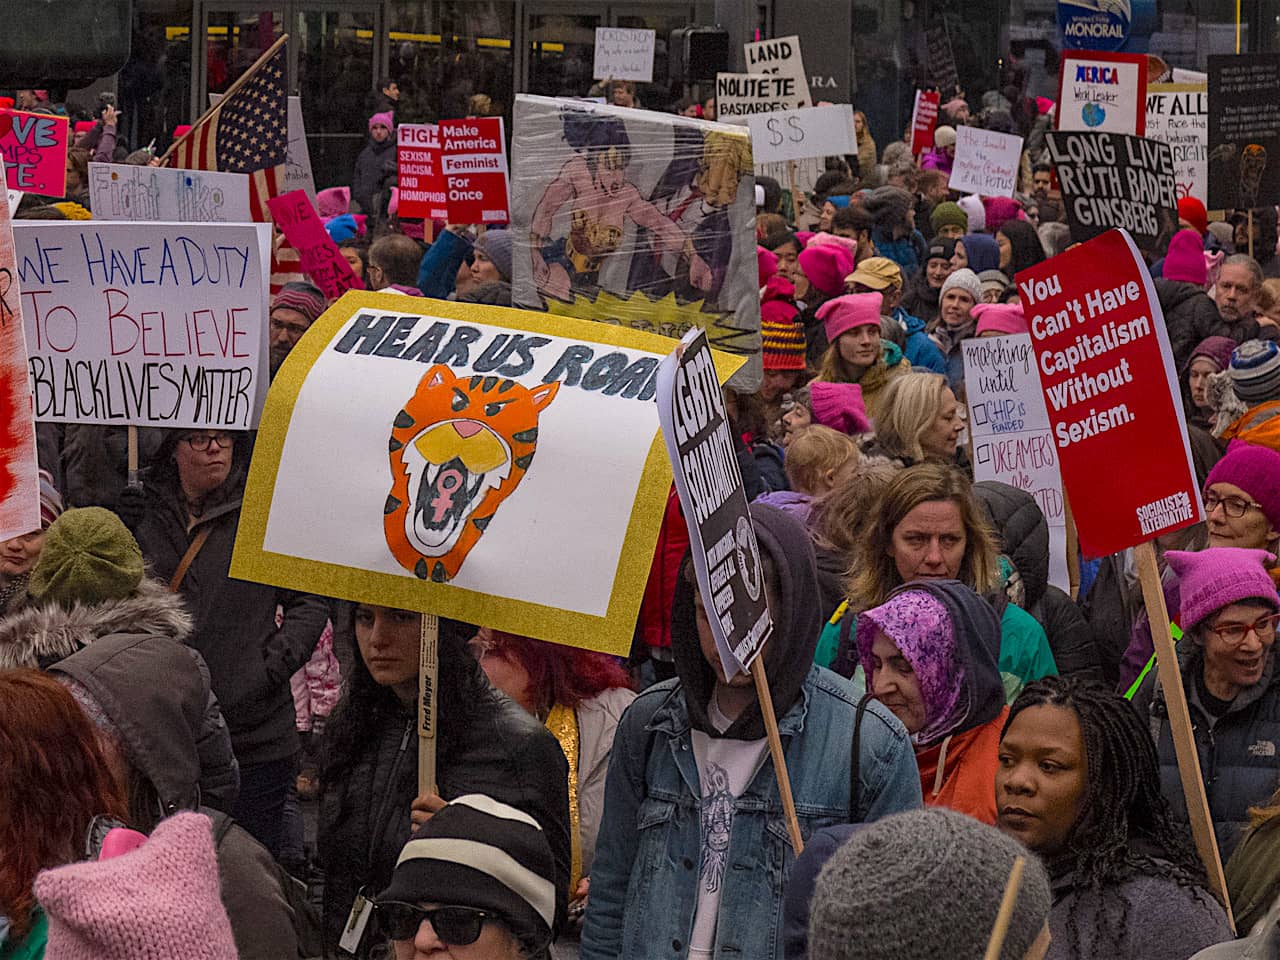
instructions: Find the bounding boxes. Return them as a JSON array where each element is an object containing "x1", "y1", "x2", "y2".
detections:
[{"x1": 807, "y1": 809, "x2": 1051, "y2": 960}]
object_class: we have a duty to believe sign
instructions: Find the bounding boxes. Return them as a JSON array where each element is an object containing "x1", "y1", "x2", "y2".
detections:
[{"x1": 1016, "y1": 228, "x2": 1201, "y2": 557}]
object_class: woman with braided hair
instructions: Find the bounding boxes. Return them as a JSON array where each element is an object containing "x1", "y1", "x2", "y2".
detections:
[{"x1": 996, "y1": 676, "x2": 1232, "y2": 959}]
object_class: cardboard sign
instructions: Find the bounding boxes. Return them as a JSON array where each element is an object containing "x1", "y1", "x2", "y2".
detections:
[
  {"x1": 1046, "y1": 131, "x2": 1177, "y2": 248},
  {"x1": 963, "y1": 333, "x2": 1069, "y2": 592},
  {"x1": 926, "y1": 25, "x2": 960, "y2": 95},
  {"x1": 0, "y1": 160, "x2": 42, "y2": 543},
  {"x1": 1057, "y1": 51, "x2": 1147, "y2": 135},
  {"x1": 439, "y1": 117, "x2": 509, "y2": 225},
  {"x1": 746, "y1": 104, "x2": 856, "y2": 164},
  {"x1": 14, "y1": 220, "x2": 272, "y2": 428},
  {"x1": 715, "y1": 73, "x2": 806, "y2": 120},
  {"x1": 656, "y1": 328, "x2": 771, "y2": 676},
  {"x1": 397, "y1": 123, "x2": 448, "y2": 222},
  {"x1": 1016, "y1": 228, "x2": 1201, "y2": 557},
  {"x1": 89, "y1": 163, "x2": 252, "y2": 222},
  {"x1": 230, "y1": 292, "x2": 743, "y2": 657},
  {"x1": 267, "y1": 190, "x2": 364, "y2": 300},
  {"x1": 949, "y1": 126, "x2": 1024, "y2": 197},
  {"x1": 910, "y1": 90, "x2": 940, "y2": 155},
  {"x1": 0, "y1": 109, "x2": 70, "y2": 196},
  {"x1": 1207, "y1": 54, "x2": 1280, "y2": 209},
  {"x1": 592, "y1": 27, "x2": 656, "y2": 83},
  {"x1": 1145, "y1": 83, "x2": 1208, "y2": 206},
  {"x1": 743, "y1": 35, "x2": 811, "y2": 108}
]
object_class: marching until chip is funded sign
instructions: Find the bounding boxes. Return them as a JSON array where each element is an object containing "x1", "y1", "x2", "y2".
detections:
[
  {"x1": 1015, "y1": 228, "x2": 1201, "y2": 557},
  {"x1": 231, "y1": 293, "x2": 742, "y2": 657}
]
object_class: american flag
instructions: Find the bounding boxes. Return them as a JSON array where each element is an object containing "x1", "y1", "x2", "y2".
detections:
[{"x1": 167, "y1": 41, "x2": 302, "y2": 290}]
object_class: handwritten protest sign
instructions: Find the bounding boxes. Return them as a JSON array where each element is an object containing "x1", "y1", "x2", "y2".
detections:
[
  {"x1": 949, "y1": 126, "x2": 1024, "y2": 197},
  {"x1": 230, "y1": 292, "x2": 742, "y2": 656},
  {"x1": 1015, "y1": 228, "x2": 1201, "y2": 557},
  {"x1": 926, "y1": 25, "x2": 960, "y2": 95},
  {"x1": 1046, "y1": 131, "x2": 1176, "y2": 248},
  {"x1": 743, "y1": 36, "x2": 811, "y2": 108},
  {"x1": 0, "y1": 109, "x2": 70, "y2": 196},
  {"x1": 656, "y1": 328, "x2": 771, "y2": 677},
  {"x1": 592, "y1": 27, "x2": 656, "y2": 83},
  {"x1": 1207, "y1": 54, "x2": 1280, "y2": 209},
  {"x1": 910, "y1": 90, "x2": 940, "y2": 155},
  {"x1": 1057, "y1": 50, "x2": 1146, "y2": 135},
  {"x1": 963, "y1": 333, "x2": 1069, "y2": 591},
  {"x1": 0, "y1": 161, "x2": 41, "y2": 542},
  {"x1": 1145, "y1": 83, "x2": 1208, "y2": 205},
  {"x1": 746, "y1": 104, "x2": 855, "y2": 165},
  {"x1": 89, "y1": 163, "x2": 252, "y2": 222},
  {"x1": 267, "y1": 190, "x2": 364, "y2": 300},
  {"x1": 440, "y1": 118, "x2": 509, "y2": 225},
  {"x1": 716, "y1": 73, "x2": 805, "y2": 120},
  {"x1": 397, "y1": 124, "x2": 448, "y2": 222},
  {"x1": 13, "y1": 220, "x2": 271, "y2": 429}
]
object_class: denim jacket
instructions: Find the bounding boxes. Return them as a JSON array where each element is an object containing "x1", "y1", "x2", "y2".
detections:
[{"x1": 580, "y1": 665, "x2": 922, "y2": 960}]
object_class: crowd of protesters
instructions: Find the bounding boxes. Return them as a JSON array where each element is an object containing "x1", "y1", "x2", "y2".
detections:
[{"x1": 4, "y1": 58, "x2": 1280, "y2": 960}]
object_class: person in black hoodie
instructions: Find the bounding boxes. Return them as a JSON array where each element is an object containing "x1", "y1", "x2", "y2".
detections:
[
  {"x1": 318, "y1": 611, "x2": 571, "y2": 958},
  {"x1": 972, "y1": 481, "x2": 1105, "y2": 686},
  {"x1": 581, "y1": 505, "x2": 921, "y2": 960}
]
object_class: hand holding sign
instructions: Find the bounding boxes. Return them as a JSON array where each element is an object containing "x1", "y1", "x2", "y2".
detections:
[{"x1": 267, "y1": 189, "x2": 364, "y2": 300}]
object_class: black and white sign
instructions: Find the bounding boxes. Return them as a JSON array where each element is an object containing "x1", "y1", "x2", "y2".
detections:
[
  {"x1": 716, "y1": 73, "x2": 806, "y2": 120},
  {"x1": 1207, "y1": 54, "x2": 1280, "y2": 209},
  {"x1": 744, "y1": 35, "x2": 811, "y2": 108},
  {"x1": 746, "y1": 104, "x2": 856, "y2": 164}
]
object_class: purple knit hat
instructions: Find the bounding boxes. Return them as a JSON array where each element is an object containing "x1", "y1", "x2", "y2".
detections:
[
  {"x1": 35, "y1": 812, "x2": 237, "y2": 960},
  {"x1": 1164, "y1": 548, "x2": 1278, "y2": 630},
  {"x1": 1189, "y1": 336, "x2": 1237, "y2": 375},
  {"x1": 857, "y1": 589, "x2": 963, "y2": 744},
  {"x1": 1204, "y1": 441, "x2": 1280, "y2": 532}
]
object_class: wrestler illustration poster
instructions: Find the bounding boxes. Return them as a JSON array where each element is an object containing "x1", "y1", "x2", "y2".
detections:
[
  {"x1": 510, "y1": 95, "x2": 762, "y2": 391},
  {"x1": 231, "y1": 291, "x2": 743, "y2": 657}
]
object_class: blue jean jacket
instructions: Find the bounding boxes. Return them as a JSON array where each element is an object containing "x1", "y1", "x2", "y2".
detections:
[{"x1": 580, "y1": 665, "x2": 922, "y2": 960}]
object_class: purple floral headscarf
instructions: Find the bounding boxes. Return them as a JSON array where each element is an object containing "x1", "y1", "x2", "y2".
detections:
[{"x1": 857, "y1": 589, "x2": 968, "y2": 745}]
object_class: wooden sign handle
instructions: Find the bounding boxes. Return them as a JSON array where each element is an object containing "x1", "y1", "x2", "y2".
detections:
[
  {"x1": 127, "y1": 425, "x2": 139, "y2": 488},
  {"x1": 983, "y1": 856, "x2": 1026, "y2": 960},
  {"x1": 1134, "y1": 541, "x2": 1234, "y2": 929},
  {"x1": 750, "y1": 657, "x2": 804, "y2": 856},
  {"x1": 418, "y1": 613, "x2": 439, "y2": 796}
]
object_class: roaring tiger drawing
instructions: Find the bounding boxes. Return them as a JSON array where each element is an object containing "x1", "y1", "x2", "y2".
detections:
[{"x1": 385, "y1": 365, "x2": 559, "y2": 582}]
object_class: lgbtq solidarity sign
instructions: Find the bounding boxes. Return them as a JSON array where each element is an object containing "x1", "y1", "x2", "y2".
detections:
[{"x1": 1016, "y1": 229, "x2": 1201, "y2": 556}]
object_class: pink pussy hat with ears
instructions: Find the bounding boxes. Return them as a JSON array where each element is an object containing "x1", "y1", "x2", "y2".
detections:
[
  {"x1": 1164, "y1": 548, "x2": 1279, "y2": 631},
  {"x1": 808, "y1": 381, "x2": 872, "y2": 435},
  {"x1": 817, "y1": 292, "x2": 884, "y2": 344},
  {"x1": 35, "y1": 812, "x2": 237, "y2": 960},
  {"x1": 972, "y1": 302, "x2": 1028, "y2": 336}
]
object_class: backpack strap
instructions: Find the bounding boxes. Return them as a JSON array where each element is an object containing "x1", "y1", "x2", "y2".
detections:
[{"x1": 169, "y1": 526, "x2": 212, "y2": 593}]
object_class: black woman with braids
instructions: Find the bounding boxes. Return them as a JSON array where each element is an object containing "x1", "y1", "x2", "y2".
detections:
[{"x1": 995, "y1": 676, "x2": 1232, "y2": 960}]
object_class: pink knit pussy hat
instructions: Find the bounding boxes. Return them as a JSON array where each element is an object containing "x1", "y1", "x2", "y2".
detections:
[{"x1": 36, "y1": 812, "x2": 236, "y2": 960}]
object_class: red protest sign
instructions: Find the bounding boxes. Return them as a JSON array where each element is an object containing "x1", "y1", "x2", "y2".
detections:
[
  {"x1": 910, "y1": 90, "x2": 940, "y2": 157},
  {"x1": 439, "y1": 117, "x2": 509, "y2": 225},
  {"x1": 0, "y1": 109, "x2": 70, "y2": 196},
  {"x1": 1016, "y1": 228, "x2": 1201, "y2": 557},
  {"x1": 267, "y1": 189, "x2": 364, "y2": 300},
  {"x1": 397, "y1": 123, "x2": 448, "y2": 222}
]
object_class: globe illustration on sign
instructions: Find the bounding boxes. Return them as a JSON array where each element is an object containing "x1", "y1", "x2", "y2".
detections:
[{"x1": 1081, "y1": 102, "x2": 1107, "y2": 127}]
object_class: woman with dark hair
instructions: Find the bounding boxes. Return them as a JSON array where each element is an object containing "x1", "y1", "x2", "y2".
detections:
[
  {"x1": 998, "y1": 220, "x2": 1047, "y2": 278},
  {"x1": 318, "y1": 609, "x2": 571, "y2": 958},
  {"x1": 0, "y1": 669, "x2": 127, "y2": 957},
  {"x1": 997, "y1": 676, "x2": 1232, "y2": 959}
]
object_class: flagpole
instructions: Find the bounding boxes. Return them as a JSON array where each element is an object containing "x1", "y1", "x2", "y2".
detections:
[{"x1": 160, "y1": 32, "x2": 290, "y2": 167}]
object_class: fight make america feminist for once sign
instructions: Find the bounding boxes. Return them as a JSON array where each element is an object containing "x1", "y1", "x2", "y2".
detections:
[
  {"x1": 1016, "y1": 228, "x2": 1201, "y2": 556},
  {"x1": 14, "y1": 220, "x2": 271, "y2": 429}
]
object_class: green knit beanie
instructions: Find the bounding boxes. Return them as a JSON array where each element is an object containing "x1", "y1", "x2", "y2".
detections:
[
  {"x1": 29, "y1": 507, "x2": 145, "y2": 608},
  {"x1": 930, "y1": 200, "x2": 968, "y2": 235}
]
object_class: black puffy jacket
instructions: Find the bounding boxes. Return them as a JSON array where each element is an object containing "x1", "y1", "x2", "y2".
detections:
[
  {"x1": 972, "y1": 481, "x2": 1105, "y2": 685},
  {"x1": 1155, "y1": 278, "x2": 1263, "y2": 373}
]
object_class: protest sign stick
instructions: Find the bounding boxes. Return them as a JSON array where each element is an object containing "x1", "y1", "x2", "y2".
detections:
[
  {"x1": 1064, "y1": 493, "x2": 1080, "y2": 601},
  {"x1": 418, "y1": 613, "x2": 439, "y2": 796},
  {"x1": 750, "y1": 657, "x2": 803, "y2": 856},
  {"x1": 1248, "y1": 209, "x2": 1254, "y2": 259},
  {"x1": 982, "y1": 856, "x2": 1026, "y2": 960},
  {"x1": 127, "y1": 426, "x2": 139, "y2": 488},
  {"x1": 1134, "y1": 541, "x2": 1234, "y2": 928}
]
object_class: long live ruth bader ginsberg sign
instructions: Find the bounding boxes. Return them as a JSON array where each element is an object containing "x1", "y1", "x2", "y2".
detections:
[
  {"x1": 232, "y1": 292, "x2": 742, "y2": 656},
  {"x1": 1016, "y1": 228, "x2": 1202, "y2": 557}
]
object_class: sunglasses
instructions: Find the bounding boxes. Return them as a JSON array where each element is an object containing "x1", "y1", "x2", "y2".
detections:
[{"x1": 376, "y1": 902, "x2": 491, "y2": 945}]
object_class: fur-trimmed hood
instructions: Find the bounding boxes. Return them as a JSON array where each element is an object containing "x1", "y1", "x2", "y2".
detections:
[{"x1": 0, "y1": 576, "x2": 193, "y2": 670}]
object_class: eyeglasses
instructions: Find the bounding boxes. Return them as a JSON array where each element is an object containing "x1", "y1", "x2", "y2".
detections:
[
  {"x1": 269, "y1": 317, "x2": 311, "y2": 338},
  {"x1": 1203, "y1": 493, "x2": 1264, "y2": 519},
  {"x1": 1208, "y1": 613, "x2": 1280, "y2": 646},
  {"x1": 375, "y1": 902, "x2": 491, "y2": 945},
  {"x1": 182, "y1": 432, "x2": 234, "y2": 451}
]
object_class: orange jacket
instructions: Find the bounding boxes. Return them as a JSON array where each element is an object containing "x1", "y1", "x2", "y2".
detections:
[
  {"x1": 914, "y1": 706, "x2": 1010, "y2": 825},
  {"x1": 1222, "y1": 400, "x2": 1280, "y2": 453}
]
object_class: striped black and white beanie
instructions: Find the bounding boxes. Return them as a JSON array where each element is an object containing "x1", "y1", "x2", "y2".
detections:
[{"x1": 377, "y1": 794, "x2": 555, "y2": 951}]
